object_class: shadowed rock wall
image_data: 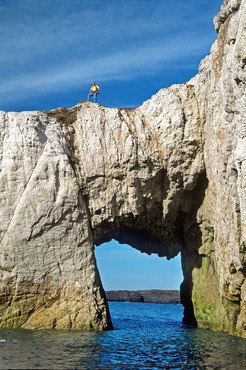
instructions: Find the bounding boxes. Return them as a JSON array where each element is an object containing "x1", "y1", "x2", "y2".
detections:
[{"x1": 0, "y1": 0, "x2": 245, "y2": 337}]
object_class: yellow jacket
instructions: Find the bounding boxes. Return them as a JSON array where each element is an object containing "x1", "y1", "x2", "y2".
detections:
[{"x1": 91, "y1": 85, "x2": 99, "y2": 92}]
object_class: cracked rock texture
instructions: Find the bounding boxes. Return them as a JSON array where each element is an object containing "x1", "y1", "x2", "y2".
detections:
[{"x1": 0, "y1": 0, "x2": 245, "y2": 337}]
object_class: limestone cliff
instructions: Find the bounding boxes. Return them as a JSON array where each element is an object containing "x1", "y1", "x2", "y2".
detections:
[{"x1": 0, "y1": 0, "x2": 245, "y2": 337}]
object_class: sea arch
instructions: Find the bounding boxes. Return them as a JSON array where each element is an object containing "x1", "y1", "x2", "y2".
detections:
[
  {"x1": 0, "y1": 93, "x2": 209, "y2": 331},
  {"x1": 72, "y1": 97, "x2": 210, "y2": 330},
  {"x1": 0, "y1": 0, "x2": 245, "y2": 337},
  {"x1": 0, "y1": 83, "x2": 241, "y2": 336}
]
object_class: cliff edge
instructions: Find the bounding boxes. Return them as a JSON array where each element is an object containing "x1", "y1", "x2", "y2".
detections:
[{"x1": 0, "y1": 0, "x2": 245, "y2": 337}]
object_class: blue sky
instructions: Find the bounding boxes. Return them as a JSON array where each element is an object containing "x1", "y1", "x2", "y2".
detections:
[
  {"x1": 95, "y1": 240, "x2": 183, "y2": 291},
  {"x1": 1, "y1": 0, "x2": 222, "y2": 112},
  {"x1": 1, "y1": 0, "x2": 222, "y2": 290}
]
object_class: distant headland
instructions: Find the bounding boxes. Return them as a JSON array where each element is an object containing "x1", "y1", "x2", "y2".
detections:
[{"x1": 106, "y1": 290, "x2": 180, "y2": 304}]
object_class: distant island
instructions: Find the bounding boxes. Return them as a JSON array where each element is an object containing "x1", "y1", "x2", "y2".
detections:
[{"x1": 105, "y1": 290, "x2": 180, "y2": 304}]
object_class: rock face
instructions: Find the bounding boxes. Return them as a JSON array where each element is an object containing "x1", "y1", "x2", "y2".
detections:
[
  {"x1": 106, "y1": 290, "x2": 180, "y2": 304},
  {"x1": 0, "y1": 0, "x2": 245, "y2": 337}
]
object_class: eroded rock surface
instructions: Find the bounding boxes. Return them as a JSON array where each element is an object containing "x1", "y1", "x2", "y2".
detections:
[{"x1": 0, "y1": 0, "x2": 245, "y2": 337}]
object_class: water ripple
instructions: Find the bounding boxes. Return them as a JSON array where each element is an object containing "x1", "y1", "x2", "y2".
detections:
[{"x1": 0, "y1": 302, "x2": 245, "y2": 369}]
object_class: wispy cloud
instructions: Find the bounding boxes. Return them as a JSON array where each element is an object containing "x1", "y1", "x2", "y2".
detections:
[
  {"x1": 0, "y1": 0, "x2": 220, "y2": 108},
  {"x1": 0, "y1": 35, "x2": 212, "y2": 100}
]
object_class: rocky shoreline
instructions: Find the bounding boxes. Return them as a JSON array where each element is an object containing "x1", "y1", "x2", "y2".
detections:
[{"x1": 106, "y1": 290, "x2": 180, "y2": 304}]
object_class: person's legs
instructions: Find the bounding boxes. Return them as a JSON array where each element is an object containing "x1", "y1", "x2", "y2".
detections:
[{"x1": 88, "y1": 92, "x2": 98, "y2": 102}]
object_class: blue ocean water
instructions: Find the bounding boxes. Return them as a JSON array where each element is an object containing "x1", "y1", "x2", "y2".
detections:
[{"x1": 0, "y1": 302, "x2": 245, "y2": 369}]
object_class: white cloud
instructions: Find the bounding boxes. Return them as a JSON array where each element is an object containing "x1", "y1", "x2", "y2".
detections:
[
  {"x1": 0, "y1": 33, "x2": 213, "y2": 103},
  {"x1": 0, "y1": 0, "x2": 218, "y2": 105}
]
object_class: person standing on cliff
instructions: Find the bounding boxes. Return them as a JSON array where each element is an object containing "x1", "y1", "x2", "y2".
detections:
[{"x1": 88, "y1": 81, "x2": 100, "y2": 103}]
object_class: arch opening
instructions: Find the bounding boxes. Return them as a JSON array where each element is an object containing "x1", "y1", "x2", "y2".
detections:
[
  {"x1": 95, "y1": 239, "x2": 183, "y2": 321},
  {"x1": 91, "y1": 173, "x2": 209, "y2": 329}
]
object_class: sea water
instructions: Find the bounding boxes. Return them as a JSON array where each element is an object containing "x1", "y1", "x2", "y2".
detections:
[{"x1": 0, "y1": 302, "x2": 245, "y2": 369}]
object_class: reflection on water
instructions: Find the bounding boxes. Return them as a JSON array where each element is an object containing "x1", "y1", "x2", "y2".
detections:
[{"x1": 0, "y1": 302, "x2": 245, "y2": 369}]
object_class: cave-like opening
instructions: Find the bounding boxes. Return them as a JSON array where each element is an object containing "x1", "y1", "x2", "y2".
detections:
[{"x1": 94, "y1": 238, "x2": 183, "y2": 297}]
